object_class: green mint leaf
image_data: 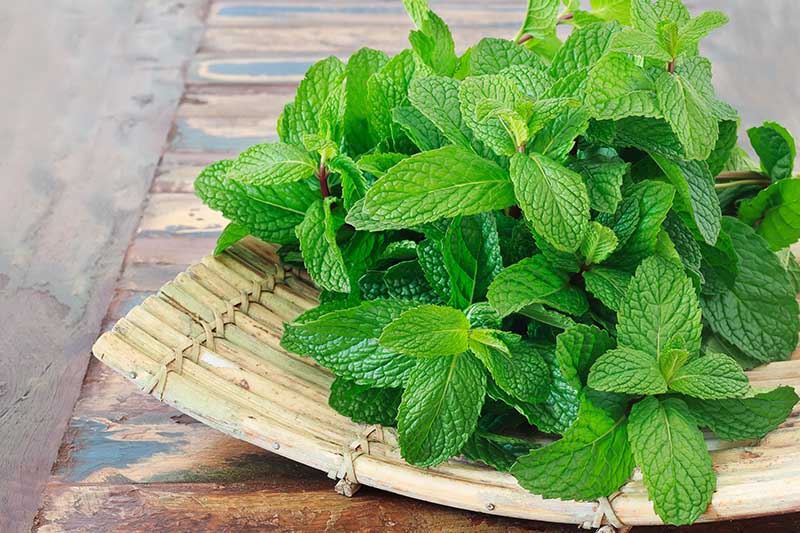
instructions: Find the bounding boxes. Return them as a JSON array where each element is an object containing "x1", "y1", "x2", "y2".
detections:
[
  {"x1": 706, "y1": 120, "x2": 738, "y2": 176},
  {"x1": 686, "y1": 386, "x2": 799, "y2": 441},
  {"x1": 328, "y1": 154, "x2": 367, "y2": 210},
  {"x1": 567, "y1": 156, "x2": 629, "y2": 214},
  {"x1": 555, "y1": 324, "x2": 615, "y2": 390},
  {"x1": 511, "y1": 396, "x2": 634, "y2": 500},
  {"x1": 344, "y1": 48, "x2": 388, "y2": 155},
  {"x1": 676, "y1": 11, "x2": 728, "y2": 55},
  {"x1": 417, "y1": 238, "x2": 452, "y2": 301},
  {"x1": 368, "y1": 49, "x2": 427, "y2": 148},
  {"x1": 317, "y1": 79, "x2": 346, "y2": 144},
  {"x1": 658, "y1": 347, "x2": 688, "y2": 382},
  {"x1": 465, "y1": 302, "x2": 503, "y2": 329},
  {"x1": 213, "y1": 223, "x2": 248, "y2": 256},
  {"x1": 402, "y1": 0, "x2": 429, "y2": 27},
  {"x1": 488, "y1": 255, "x2": 589, "y2": 317},
  {"x1": 580, "y1": 221, "x2": 619, "y2": 265},
  {"x1": 470, "y1": 333, "x2": 551, "y2": 404},
  {"x1": 279, "y1": 56, "x2": 346, "y2": 146},
  {"x1": 442, "y1": 214, "x2": 503, "y2": 309},
  {"x1": 613, "y1": 117, "x2": 685, "y2": 159},
  {"x1": 356, "y1": 152, "x2": 406, "y2": 178},
  {"x1": 380, "y1": 304, "x2": 471, "y2": 357},
  {"x1": 408, "y1": 76, "x2": 480, "y2": 152},
  {"x1": 528, "y1": 107, "x2": 591, "y2": 162},
  {"x1": 586, "y1": 54, "x2": 661, "y2": 120},
  {"x1": 360, "y1": 145, "x2": 514, "y2": 229},
  {"x1": 550, "y1": 21, "x2": 622, "y2": 79},
  {"x1": 460, "y1": 74, "x2": 523, "y2": 155},
  {"x1": 675, "y1": 56, "x2": 738, "y2": 122},
  {"x1": 398, "y1": 352, "x2": 486, "y2": 466},
  {"x1": 747, "y1": 121, "x2": 796, "y2": 181},
  {"x1": 462, "y1": 431, "x2": 534, "y2": 472},
  {"x1": 328, "y1": 378, "x2": 401, "y2": 426},
  {"x1": 652, "y1": 156, "x2": 720, "y2": 245},
  {"x1": 655, "y1": 69, "x2": 718, "y2": 161},
  {"x1": 582, "y1": 266, "x2": 632, "y2": 311},
  {"x1": 739, "y1": 179, "x2": 800, "y2": 250},
  {"x1": 501, "y1": 64, "x2": 555, "y2": 100},
  {"x1": 588, "y1": 347, "x2": 668, "y2": 394},
  {"x1": 611, "y1": 28, "x2": 672, "y2": 61},
  {"x1": 377, "y1": 240, "x2": 417, "y2": 264},
  {"x1": 384, "y1": 260, "x2": 440, "y2": 303},
  {"x1": 530, "y1": 228, "x2": 582, "y2": 273},
  {"x1": 608, "y1": 180, "x2": 675, "y2": 267},
  {"x1": 358, "y1": 271, "x2": 391, "y2": 300},
  {"x1": 470, "y1": 38, "x2": 548, "y2": 76},
  {"x1": 392, "y1": 105, "x2": 448, "y2": 151},
  {"x1": 227, "y1": 142, "x2": 316, "y2": 185},
  {"x1": 628, "y1": 396, "x2": 714, "y2": 525},
  {"x1": 630, "y1": 0, "x2": 690, "y2": 35},
  {"x1": 281, "y1": 299, "x2": 418, "y2": 387},
  {"x1": 295, "y1": 197, "x2": 350, "y2": 293},
  {"x1": 510, "y1": 152, "x2": 591, "y2": 252},
  {"x1": 409, "y1": 10, "x2": 458, "y2": 76},
  {"x1": 668, "y1": 351, "x2": 749, "y2": 399},
  {"x1": 618, "y1": 255, "x2": 702, "y2": 357},
  {"x1": 589, "y1": 0, "x2": 632, "y2": 24},
  {"x1": 195, "y1": 160, "x2": 316, "y2": 245},
  {"x1": 517, "y1": 0, "x2": 559, "y2": 40},
  {"x1": 701, "y1": 217, "x2": 799, "y2": 362}
]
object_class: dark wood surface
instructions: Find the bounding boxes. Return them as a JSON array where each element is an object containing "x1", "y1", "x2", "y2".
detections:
[{"x1": 1, "y1": 0, "x2": 798, "y2": 531}]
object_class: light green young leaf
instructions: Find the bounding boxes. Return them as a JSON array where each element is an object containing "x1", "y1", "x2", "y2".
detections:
[
  {"x1": 227, "y1": 142, "x2": 317, "y2": 185},
  {"x1": 550, "y1": 21, "x2": 622, "y2": 79},
  {"x1": 356, "y1": 152, "x2": 406, "y2": 178},
  {"x1": 658, "y1": 347, "x2": 688, "y2": 382},
  {"x1": 392, "y1": 105, "x2": 448, "y2": 151},
  {"x1": 402, "y1": 0, "x2": 429, "y2": 26},
  {"x1": 516, "y1": 0, "x2": 560, "y2": 41},
  {"x1": 582, "y1": 266, "x2": 632, "y2": 311},
  {"x1": 442, "y1": 214, "x2": 503, "y2": 309},
  {"x1": 511, "y1": 396, "x2": 634, "y2": 501},
  {"x1": 747, "y1": 121, "x2": 796, "y2": 181},
  {"x1": 281, "y1": 299, "x2": 418, "y2": 387},
  {"x1": 368, "y1": 49, "x2": 426, "y2": 147},
  {"x1": 630, "y1": 0, "x2": 690, "y2": 35},
  {"x1": 470, "y1": 38, "x2": 548, "y2": 76},
  {"x1": 328, "y1": 154, "x2": 367, "y2": 210},
  {"x1": 195, "y1": 160, "x2": 317, "y2": 245},
  {"x1": 677, "y1": 11, "x2": 728, "y2": 55},
  {"x1": 618, "y1": 255, "x2": 702, "y2": 357},
  {"x1": 344, "y1": 48, "x2": 389, "y2": 155},
  {"x1": 589, "y1": 0, "x2": 631, "y2": 24},
  {"x1": 668, "y1": 352, "x2": 749, "y2": 399},
  {"x1": 408, "y1": 76, "x2": 479, "y2": 152},
  {"x1": 588, "y1": 347, "x2": 668, "y2": 394},
  {"x1": 409, "y1": 10, "x2": 458, "y2": 76},
  {"x1": 398, "y1": 352, "x2": 486, "y2": 466},
  {"x1": 296, "y1": 197, "x2": 350, "y2": 293},
  {"x1": 701, "y1": 217, "x2": 799, "y2": 362},
  {"x1": 501, "y1": 64, "x2": 555, "y2": 100},
  {"x1": 510, "y1": 152, "x2": 590, "y2": 252},
  {"x1": 628, "y1": 397, "x2": 714, "y2": 525},
  {"x1": 555, "y1": 324, "x2": 615, "y2": 390},
  {"x1": 213, "y1": 223, "x2": 249, "y2": 256},
  {"x1": 611, "y1": 28, "x2": 672, "y2": 61},
  {"x1": 460, "y1": 74, "x2": 523, "y2": 155},
  {"x1": 567, "y1": 156, "x2": 629, "y2": 214},
  {"x1": 685, "y1": 386, "x2": 799, "y2": 441},
  {"x1": 361, "y1": 145, "x2": 514, "y2": 229},
  {"x1": 328, "y1": 378, "x2": 401, "y2": 426},
  {"x1": 586, "y1": 54, "x2": 661, "y2": 120},
  {"x1": 738, "y1": 179, "x2": 800, "y2": 250},
  {"x1": 580, "y1": 221, "x2": 618, "y2": 265},
  {"x1": 380, "y1": 304, "x2": 471, "y2": 357},
  {"x1": 487, "y1": 255, "x2": 588, "y2": 317},
  {"x1": 655, "y1": 69, "x2": 718, "y2": 161}
]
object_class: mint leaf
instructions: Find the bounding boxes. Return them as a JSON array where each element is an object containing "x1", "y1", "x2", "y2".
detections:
[
  {"x1": 658, "y1": 347, "x2": 689, "y2": 382},
  {"x1": 488, "y1": 255, "x2": 588, "y2": 317},
  {"x1": 417, "y1": 238, "x2": 452, "y2": 301},
  {"x1": 567, "y1": 156, "x2": 629, "y2": 214},
  {"x1": 328, "y1": 378, "x2": 401, "y2": 426},
  {"x1": 550, "y1": 21, "x2": 622, "y2": 79},
  {"x1": 655, "y1": 69, "x2": 718, "y2": 161},
  {"x1": 344, "y1": 48, "x2": 388, "y2": 155},
  {"x1": 460, "y1": 74, "x2": 522, "y2": 155},
  {"x1": 442, "y1": 214, "x2": 503, "y2": 309},
  {"x1": 501, "y1": 64, "x2": 554, "y2": 100},
  {"x1": 392, "y1": 105, "x2": 447, "y2": 151},
  {"x1": 380, "y1": 304, "x2": 471, "y2": 357},
  {"x1": 586, "y1": 54, "x2": 660, "y2": 120},
  {"x1": 360, "y1": 145, "x2": 514, "y2": 229},
  {"x1": 738, "y1": 179, "x2": 800, "y2": 250},
  {"x1": 707, "y1": 119, "x2": 738, "y2": 176},
  {"x1": 668, "y1": 351, "x2": 749, "y2": 399},
  {"x1": 611, "y1": 28, "x2": 672, "y2": 62},
  {"x1": 296, "y1": 197, "x2": 350, "y2": 293},
  {"x1": 356, "y1": 152, "x2": 406, "y2": 178},
  {"x1": 462, "y1": 431, "x2": 534, "y2": 472},
  {"x1": 701, "y1": 217, "x2": 799, "y2": 362},
  {"x1": 677, "y1": 11, "x2": 728, "y2": 55},
  {"x1": 555, "y1": 324, "x2": 615, "y2": 389},
  {"x1": 398, "y1": 352, "x2": 486, "y2": 466},
  {"x1": 384, "y1": 260, "x2": 440, "y2": 303},
  {"x1": 227, "y1": 142, "x2": 316, "y2": 185},
  {"x1": 608, "y1": 180, "x2": 675, "y2": 267},
  {"x1": 408, "y1": 76, "x2": 480, "y2": 152},
  {"x1": 582, "y1": 266, "x2": 632, "y2": 311},
  {"x1": 588, "y1": 347, "x2": 668, "y2": 394},
  {"x1": 510, "y1": 152, "x2": 591, "y2": 253},
  {"x1": 470, "y1": 38, "x2": 548, "y2": 76},
  {"x1": 628, "y1": 396, "x2": 714, "y2": 525},
  {"x1": 589, "y1": 0, "x2": 631, "y2": 24},
  {"x1": 281, "y1": 299, "x2": 418, "y2": 387},
  {"x1": 195, "y1": 160, "x2": 317, "y2": 245},
  {"x1": 328, "y1": 154, "x2": 367, "y2": 210},
  {"x1": 368, "y1": 49, "x2": 427, "y2": 147},
  {"x1": 516, "y1": 0, "x2": 559, "y2": 41},
  {"x1": 409, "y1": 10, "x2": 458, "y2": 76},
  {"x1": 214, "y1": 223, "x2": 248, "y2": 255},
  {"x1": 618, "y1": 255, "x2": 702, "y2": 357},
  {"x1": 631, "y1": 0, "x2": 690, "y2": 35},
  {"x1": 470, "y1": 333, "x2": 550, "y2": 403},
  {"x1": 748, "y1": 121, "x2": 796, "y2": 181},
  {"x1": 580, "y1": 221, "x2": 619, "y2": 265},
  {"x1": 686, "y1": 386, "x2": 799, "y2": 441},
  {"x1": 511, "y1": 396, "x2": 634, "y2": 500}
]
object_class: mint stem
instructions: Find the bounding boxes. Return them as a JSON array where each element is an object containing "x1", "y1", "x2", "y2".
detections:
[
  {"x1": 558, "y1": 13, "x2": 574, "y2": 23},
  {"x1": 668, "y1": 59, "x2": 676, "y2": 74},
  {"x1": 714, "y1": 178, "x2": 770, "y2": 190},
  {"x1": 516, "y1": 34, "x2": 533, "y2": 45},
  {"x1": 318, "y1": 163, "x2": 330, "y2": 198}
]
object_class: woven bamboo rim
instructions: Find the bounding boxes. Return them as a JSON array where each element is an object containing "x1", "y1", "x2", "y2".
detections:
[{"x1": 92, "y1": 237, "x2": 800, "y2": 530}]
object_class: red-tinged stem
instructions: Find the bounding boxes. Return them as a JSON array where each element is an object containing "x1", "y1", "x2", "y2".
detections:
[
  {"x1": 558, "y1": 13, "x2": 574, "y2": 23},
  {"x1": 517, "y1": 143, "x2": 526, "y2": 153},
  {"x1": 318, "y1": 163, "x2": 330, "y2": 198},
  {"x1": 668, "y1": 59, "x2": 676, "y2": 74},
  {"x1": 517, "y1": 34, "x2": 533, "y2": 45}
]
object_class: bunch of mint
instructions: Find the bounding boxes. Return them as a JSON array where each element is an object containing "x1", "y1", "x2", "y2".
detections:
[{"x1": 195, "y1": 0, "x2": 800, "y2": 525}]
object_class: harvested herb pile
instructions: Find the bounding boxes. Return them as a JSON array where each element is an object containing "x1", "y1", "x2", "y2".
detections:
[{"x1": 196, "y1": 0, "x2": 800, "y2": 525}]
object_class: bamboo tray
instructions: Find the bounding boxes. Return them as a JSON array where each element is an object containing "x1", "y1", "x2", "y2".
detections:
[{"x1": 92, "y1": 237, "x2": 800, "y2": 531}]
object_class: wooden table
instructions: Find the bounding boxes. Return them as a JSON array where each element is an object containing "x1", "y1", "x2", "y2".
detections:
[{"x1": 3, "y1": 1, "x2": 799, "y2": 531}]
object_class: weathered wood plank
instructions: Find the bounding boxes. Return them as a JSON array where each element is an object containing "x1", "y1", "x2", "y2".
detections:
[
  {"x1": 0, "y1": 1, "x2": 208, "y2": 530},
  {"x1": 170, "y1": 116, "x2": 276, "y2": 152},
  {"x1": 138, "y1": 193, "x2": 226, "y2": 238}
]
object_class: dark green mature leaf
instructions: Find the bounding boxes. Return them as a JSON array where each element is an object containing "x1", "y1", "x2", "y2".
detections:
[
  {"x1": 393, "y1": 105, "x2": 448, "y2": 151},
  {"x1": 701, "y1": 217, "x2": 800, "y2": 362},
  {"x1": 583, "y1": 266, "x2": 632, "y2": 311},
  {"x1": 462, "y1": 431, "x2": 535, "y2": 471},
  {"x1": 380, "y1": 304, "x2": 471, "y2": 357},
  {"x1": 384, "y1": 260, "x2": 440, "y2": 303},
  {"x1": 668, "y1": 351, "x2": 749, "y2": 399},
  {"x1": 738, "y1": 179, "x2": 800, "y2": 250},
  {"x1": 281, "y1": 299, "x2": 418, "y2": 387},
  {"x1": 628, "y1": 397, "x2": 714, "y2": 525},
  {"x1": 214, "y1": 223, "x2": 248, "y2": 256},
  {"x1": 511, "y1": 396, "x2": 634, "y2": 501},
  {"x1": 328, "y1": 378, "x2": 402, "y2": 426},
  {"x1": 417, "y1": 239, "x2": 452, "y2": 301},
  {"x1": 706, "y1": 120, "x2": 738, "y2": 176},
  {"x1": 359, "y1": 146, "x2": 514, "y2": 229},
  {"x1": 442, "y1": 214, "x2": 503, "y2": 309},
  {"x1": 555, "y1": 324, "x2": 615, "y2": 389},
  {"x1": 686, "y1": 386, "x2": 799, "y2": 441},
  {"x1": 588, "y1": 347, "x2": 668, "y2": 394},
  {"x1": 398, "y1": 352, "x2": 486, "y2": 466},
  {"x1": 195, "y1": 160, "x2": 317, "y2": 245},
  {"x1": 608, "y1": 180, "x2": 675, "y2": 267},
  {"x1": 510, "y1": 153, "x2": 590, "y2": 253},
  {"x1": 567, "y1": 156, "x2": 629, "y2": 213},
  {"x1": 488, "y1": 255, "x2": 588, "y2": 317},
  {"x1": 748, "y1": 122, "x2": 796, "y2": 181},
  {"x1": 470, "y1": 334, "x2": 551, "y2": 404},
  {"x1": 296, "y1": 197, "x2": 350, "y2": 293}
]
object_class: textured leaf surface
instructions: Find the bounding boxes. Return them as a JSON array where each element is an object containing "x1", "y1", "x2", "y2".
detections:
[
  {"x1": 470, "y1": 38, "x2": 547, "y2": 76},
  {"x1": 628, "y1": 397, "x2": 714, "y2": 525},
  {"x1": 214, "y1": 223, "x2": 248, "y2": 256},
  {"x1": 344, "y1": 48, "x2": 388, "y2": 154},
  {"x1": 580, "y1": 222, "x2": 618, "y2": 265},
  {"x1": 328, "y1": 378, "x2": 401, "y2": 426},
  {"x1": 281, "y1": 299, "x2": 418, "y2": 387},
  {"x1": 368, "y1": 50, "x2": 425, "y2": 146},
  {"x1": 588, "y1": 347, "x2": 667, "y2": 394},
  {"x1": 408, "y1": 76, "x2": 478, "y2": 151},
  {"x1": 586, "y1": 54, "x2": 660, "y2": 120},
  {"x1": 582, "y1": 267, "x2": 631, "y2": 311},
  {"x1": 228, "y1": 142, "x2": 316, "y2": 185},
  {"x1": 471, "y1": 336, "x2": 550, "y2": 403},
  {"x1": 442, "y1": 214, "x2": 503, "y2": 309},
  {"x1": 296, "y1": 197, "x2": 350, "y2": 293},
  {"x1": 567, "y1": 157, "x2": 628, "y2": 213},
  {"x1": 393, "y1": 105, "x2": 447, "y2": 151},
  {"x1": 398, "y1": 353, "x2": 486, "y2": 466},
  {"x1": 510, "y1": 152, "x2": 590, "y2": 252},
  {"x1": 748, "y1": 121, "x2": 796, "y2": 181},
  {"x1": 462, "y1": 432, "x2": 534, "y2": 472},
  {"x1": 555, "y1": 324, "x2": 615, "y2": 389},
  {"x1": 655, "y1": 69, "x2": 718, "y2": 161},
  {"x1": 460, "y1": 74, "x2": 521, "y2": 155},
  {"x1": 417, "y1": 238, "x2": 452, "y2": 301},
  {"x1": 380, "y1": 304, "x2": 471, "y2": 357},
  {"x1": 738, "y1": 179, "x2": 800, "y2": 250},
  {"x1": 384, "y1": 260, "x2": 440, "y2": 303},
  {"x1": 609, "y1": 180, "x2": 675, "y2": 267},
  {"x1": 701, "y1": 217, "x2": 799, "y2": 362},
  {"x1": 550, "y1": 21, "x2": 622, "y2": 79},
  {"x1": 668, "y1": 352, "x2": 749, "y2": 399}
]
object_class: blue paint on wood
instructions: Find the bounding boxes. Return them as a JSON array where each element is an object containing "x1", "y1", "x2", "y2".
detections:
[
  {"x1": 208, "y1": 60, "x2": 313, "y2": 77},
  {"x1": 170, "y1": 118, "x2": 273, "y2": 153}
]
